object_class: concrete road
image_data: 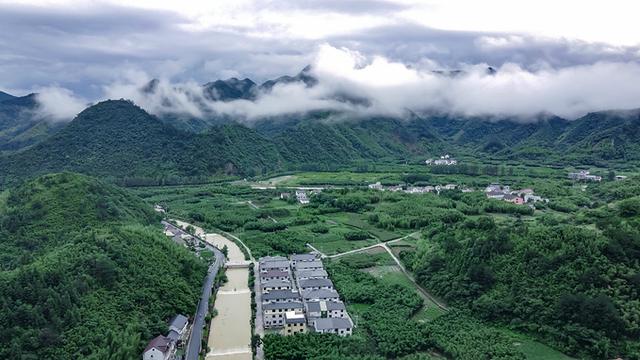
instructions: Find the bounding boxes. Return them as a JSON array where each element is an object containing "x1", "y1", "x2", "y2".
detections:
[{"x1": 185, "y1": 250, "x2": 225, "y2": 360}]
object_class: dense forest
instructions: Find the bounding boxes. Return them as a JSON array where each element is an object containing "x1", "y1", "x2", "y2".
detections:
[
  {"x1": 0, "y1": 173, "x2": 207, "y2": 358},
  {"x1": 392, "y1": 184, "x2": 640, "y2": 358}
]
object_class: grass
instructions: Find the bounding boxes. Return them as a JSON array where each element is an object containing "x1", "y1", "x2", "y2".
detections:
[{"x1": 322, "y1": 212, "x2": 403, "y2": 242}]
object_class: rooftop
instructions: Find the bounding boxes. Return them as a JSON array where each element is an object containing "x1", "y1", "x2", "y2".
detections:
[
  {"x1": 295, "y1": 260, "x2": 324, "y2": 270},
  {"x1": 313, "y1": 317, "x2": 353, "y2": 331},
  {"x1": 261, "y1": 260, "x2": 291, "y2": 269},
  {"x1": 144, "y1": 335, "x2": 171, "y2": 354},
  {"x1": 263, "y1": 290, "x2": 301, "y2": 301},
  {"x1": 306, "y1": 300, "x2": 345, "y2": 312},
  {"x1": 169, "y1": 314, "x2": 188, "y2": 332},
  {"x1": 302, "y1": 289, "x2": 339, "y2": 300},
  {"x1": 263, "y1": 301, "x2": 304, "y2": 311},
  {"x1": 295, "y1": 269, "x2": 328, "y2": 278},
  {"x1": 290, "y1": 253, "x2": 318, "y2": 261},
  {"x1": 299, "y1": 278, "x2": 334, "y2": 289}
]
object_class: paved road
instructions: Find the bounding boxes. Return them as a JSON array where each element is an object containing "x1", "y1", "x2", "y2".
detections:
[
  {"x1": 185, "y1": 251, "x2": 224, "y2": 360},
  {"x1": 164, "y1": 219, "x2": 227, "y2": 360},
  {"x1": 327, "y1": 232, "x2": 418, "y2": 259},
  {"x1": 253, "y1": 261, "x2": 265, "y2": 360}
]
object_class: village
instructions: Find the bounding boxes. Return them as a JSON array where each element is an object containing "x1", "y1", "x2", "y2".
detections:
[{"x1": 258, "y1": 254, "x2": 354, "y2": 337}]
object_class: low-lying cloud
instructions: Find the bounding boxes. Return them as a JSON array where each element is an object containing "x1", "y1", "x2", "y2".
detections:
[
  {"x1": 34, "y1": 86, "x2": 88, "y2": 121},
  {"x1": 31, "y1": 44, "x2": 640, "y2": 123}
]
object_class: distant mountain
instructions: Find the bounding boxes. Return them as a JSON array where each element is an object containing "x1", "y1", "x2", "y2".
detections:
[
  {"x1": 203, "y1": 78, "x2": 257, "y2": 101},
  {"x1": 259, "y1": 65, "x2": 318, "y2": 92},
  {"x1": 0, "y1": 90, "x2": 16, "y2": 102},
  {"x1": 0, "y1": 172, "x2": 206, "y2": 358}
]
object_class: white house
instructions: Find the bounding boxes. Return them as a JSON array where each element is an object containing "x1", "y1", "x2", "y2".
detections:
[
  {"x1": 263, "y1": 301, "x2": 304, "y2": 328},
  {"x1": 312, "y1": 317, "x2": 353, "y2": 336},
  {"x1": 142, "y1": 335, "x2": 173, "y2": 360}
]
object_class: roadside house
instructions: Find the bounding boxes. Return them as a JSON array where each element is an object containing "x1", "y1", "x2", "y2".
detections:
[{"x1": 142, "y1": 335, "x2": 173, "y2": 360}]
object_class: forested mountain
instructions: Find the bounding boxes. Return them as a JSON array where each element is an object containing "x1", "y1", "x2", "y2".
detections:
[
  {"x1": 0, "y1": 93, "x2": 65, "y2": 154},
  {"x1": 0, "y1": 94, "x2": 639, "y2": 187},
  {"x1": 0, "y1": 172, "x2": 207, "y2": 358}
]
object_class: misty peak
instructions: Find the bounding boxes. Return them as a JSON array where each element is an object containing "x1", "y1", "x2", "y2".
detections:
[{"x1": 0, "y1": 90, "x2": 17, "y2": 103}]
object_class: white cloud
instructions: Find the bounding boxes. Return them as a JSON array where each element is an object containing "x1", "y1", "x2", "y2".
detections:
[
  {"x1": 92, "y1": 44, "x2": 640, "y2": 121},
  {"x1": 34, "y1": 86, "x2": 87, "y2": 121}
]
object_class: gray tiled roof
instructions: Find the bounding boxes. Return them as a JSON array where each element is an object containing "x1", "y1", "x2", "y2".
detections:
[
  {"x1": 259, "y1": 256, "x2": 288, "y2": 264},
  {"x1": 306, "y1": 301, "x2": 345, "y2": 312},
  {"x1": 302, "y1": 289, "x2": 339, "y2": 300},
  {"x1": 263, "y1": 301, "x2": 303, "y2": 311},
  {"x1": 169, "y1": 314, "x2": 188, "y2": 332},
  {"x1": 299, "y1": 278, "x2": 333, "y2": 289},
  {"x1": 261, "y1": 260, "x2": 291, "y2": 269},
  {"x1": 263, "y1": 290, "x2": 301, "y2": 301},
  {"x1": 295, "y1": 260, "x2": 324, "y2": 270},
  {"x1": 290, "y1": 253, "x2": 317, "y2": 261},
  {"x1": 295, "y1": 269, "x2": 328, "y2": 279},
  {"x1": 313, "y1": 317, "x2": 352, "y2": 331},
  {"x1": 261, "y1": 279, "x2": 291, "y2": 288}
]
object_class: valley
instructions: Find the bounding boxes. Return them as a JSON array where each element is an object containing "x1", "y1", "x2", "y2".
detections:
[{"x1": 130, "y1": 161, "x2": 640, "y2": 359}]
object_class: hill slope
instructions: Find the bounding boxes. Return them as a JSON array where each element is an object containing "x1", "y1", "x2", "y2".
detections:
[
  {"x1": 0, "y1": 94, "x2": 64, "y2": 154},
  {"x1": 0, "y1": 172, "x2": 207, "y2": 358}
]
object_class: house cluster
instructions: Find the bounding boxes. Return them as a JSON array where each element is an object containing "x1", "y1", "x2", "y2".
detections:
[
  {"x1": 568, "y1": 170, "x2": 602, "y2": 182},
  {"x1": 425, "y1": 154, "x2": 458, "y2": 166},
  {"x1": 142, "y1": 314, "x2": 189, "y2": 360},
  {"x1": 162, "y1": 221, "x2": 200, "y2": 248},
  {"x1": 368, "y1": 182, "x2": 458, "y2": 194},
  {"x1": 259, "y1": 254, "x2": 354, "y2": 337},
  {"x1": 485, "y1": 184, "x2": 548, "y2": 205}
]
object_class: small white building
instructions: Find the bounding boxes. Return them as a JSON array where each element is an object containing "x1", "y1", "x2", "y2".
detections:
[
  {"x1": 142, "y1": 335, "x2": 173, "y2": 360},
  {"x1": 312, "y1": 317, "x2": 353, "y2": 336}
]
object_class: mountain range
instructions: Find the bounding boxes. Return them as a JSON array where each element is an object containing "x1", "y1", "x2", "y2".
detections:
[{"x1": 1, "y1": 67, "x2": 639, "y2": 186}]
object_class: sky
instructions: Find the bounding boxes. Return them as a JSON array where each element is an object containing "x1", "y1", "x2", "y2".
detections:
[{"x1": 1, "y1": 0, "x2": 640, "y2": 120}]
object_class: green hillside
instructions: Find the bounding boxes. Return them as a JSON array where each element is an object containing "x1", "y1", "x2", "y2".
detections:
[
  {"x1": 0, "y1": 173, "x2": 207, "y2": 358},
  {"x1": 0, "y1": 94, "x2": 64, "y2": 154},
  {"x1": 0, "y1": 99, "x2": 639, "y2": 186}
]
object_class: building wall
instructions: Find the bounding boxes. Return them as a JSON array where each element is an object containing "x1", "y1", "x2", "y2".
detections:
[{"x1": 143, "y1": 348, "x2": 168, "y2": 360}]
